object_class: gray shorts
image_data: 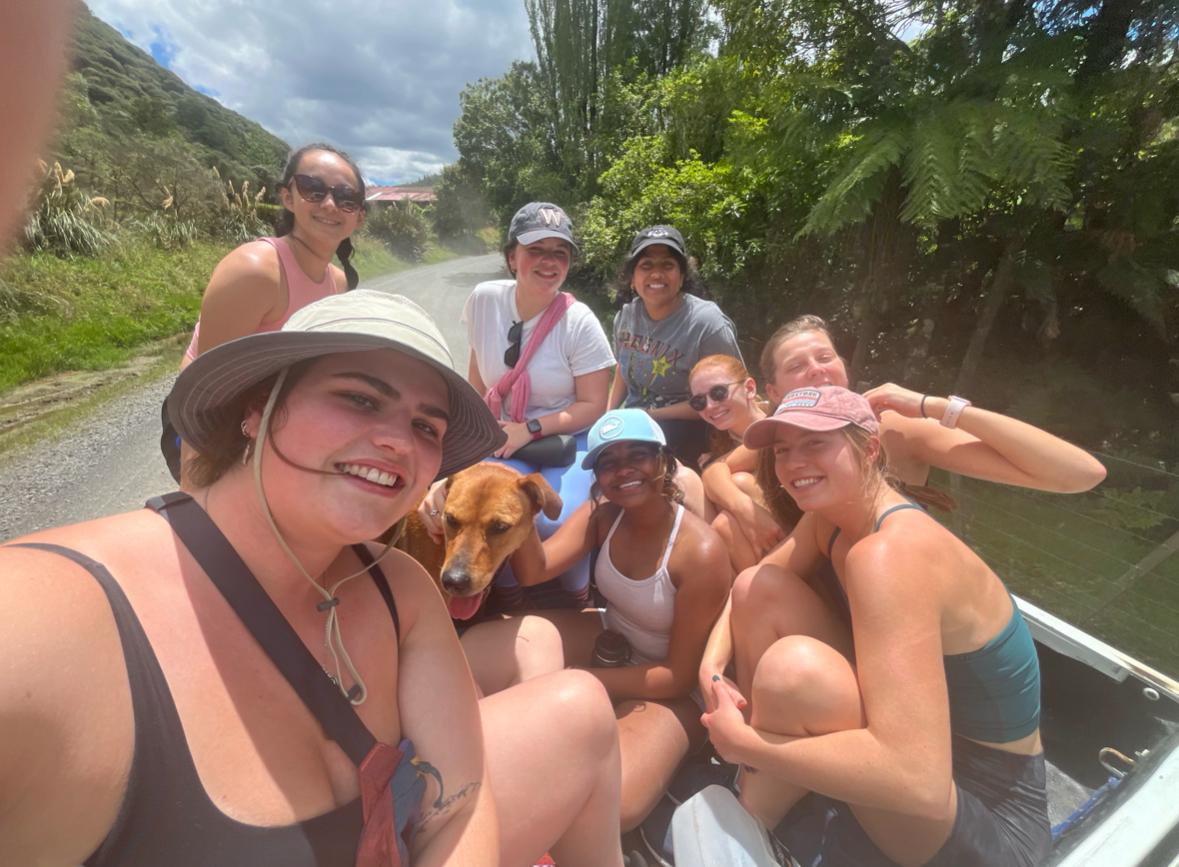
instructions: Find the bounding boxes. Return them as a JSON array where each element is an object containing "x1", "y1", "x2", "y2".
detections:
[{"x1": 779, "y1": 737, "x2": 1051, "y2": 867}]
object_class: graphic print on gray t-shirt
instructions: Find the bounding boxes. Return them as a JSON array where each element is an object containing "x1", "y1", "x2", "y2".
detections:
[{"x1": 614, "y1": 294, "x2": 742, "y2": 408}]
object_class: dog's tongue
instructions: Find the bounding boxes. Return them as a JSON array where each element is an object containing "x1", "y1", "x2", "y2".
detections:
[{"x1": 447, "y1": 594, "x2": 484, "y2": 621}]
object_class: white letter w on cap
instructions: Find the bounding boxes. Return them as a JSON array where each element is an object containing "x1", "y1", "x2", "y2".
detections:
[{"x1": 538, "y1": 208, "x2": 562, "y2": 226}]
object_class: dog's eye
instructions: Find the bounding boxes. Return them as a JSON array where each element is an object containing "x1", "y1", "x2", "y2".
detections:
[
  {"x1": 444, "y1": 513, "x2": 460, "y2": 529},
  {"x1": 487, "y1": 520, "x2": 510, "y2": 535}
]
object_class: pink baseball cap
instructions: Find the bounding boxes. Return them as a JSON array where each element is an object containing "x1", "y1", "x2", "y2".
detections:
[{"x1": 743, "y1": 386, "x2": 878, "y2": 449}]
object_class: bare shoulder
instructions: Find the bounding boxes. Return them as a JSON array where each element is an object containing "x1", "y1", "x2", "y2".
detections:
[
  {"x1": 672, "y1": 506, "x2": 729, "y2": 582},
  {"x1": 0, "y1": 519, "x2": 139, "y2": 862},
  {"x1": 357, "y1": 542, "x2": 444, "y2": 635},
  {"x1": 843, "y1": 516, "x2": 948, "y2": 604},
  {"x1": 329, "y1": 262, "x2": 348, "y2": 287},
  {"x1": 202, "y1": 240, "x2": 283, "y2": 305}
]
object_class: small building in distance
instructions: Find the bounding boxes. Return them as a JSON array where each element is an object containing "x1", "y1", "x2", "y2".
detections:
[{"x1": 366, "y1": 185, "x2": 436, "y2": 205}]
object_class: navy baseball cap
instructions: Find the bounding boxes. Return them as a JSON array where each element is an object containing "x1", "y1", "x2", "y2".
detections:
[{"x1": 508, "y1": 202, "x2": 578, "y2": 251}]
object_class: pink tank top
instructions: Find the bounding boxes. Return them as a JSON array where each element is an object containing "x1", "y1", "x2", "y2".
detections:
[{"x1": 183, "y1": 236, "x2": 340, "y2": 361}]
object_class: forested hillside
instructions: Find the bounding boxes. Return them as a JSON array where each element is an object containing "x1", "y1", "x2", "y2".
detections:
[{"x1": 58, "y1": 3, "x2": 288, "y2": 195}]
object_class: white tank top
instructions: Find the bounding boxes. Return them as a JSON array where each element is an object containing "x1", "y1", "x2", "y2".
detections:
[{"x1": 597, "y1": 504, "x2": 685, "y2": 664}]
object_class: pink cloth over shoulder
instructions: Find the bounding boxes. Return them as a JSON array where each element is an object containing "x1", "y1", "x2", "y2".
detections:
[
  {"x1": 183, "y1": 235, "x2": 340, "y2": 361},
  {"x1": 485, "y1": 291, "x2": 576, "y2": 423}
]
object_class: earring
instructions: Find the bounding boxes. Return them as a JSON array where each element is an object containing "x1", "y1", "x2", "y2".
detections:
[{"x1": 241, "y1": 420, "x2": 253, "y2": 465}]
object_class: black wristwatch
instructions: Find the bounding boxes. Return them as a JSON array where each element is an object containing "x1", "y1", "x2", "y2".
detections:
[{"x1": 526, "y1": 418, "x2": 543, "y2": 440}]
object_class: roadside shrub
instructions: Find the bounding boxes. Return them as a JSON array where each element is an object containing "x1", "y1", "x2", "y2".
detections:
[
  {"x1": 366, "y1": 202, "x2": 431, "y2": 261},
  {"x1": 22, "y1": 161, "x2": 113, "y2": 257},
  {"x1": 208, "y1": 170, "x2": 270, "y2": 244},
  {"x1": 133, "y1": 212, "x2": 199, "y2": 250}
]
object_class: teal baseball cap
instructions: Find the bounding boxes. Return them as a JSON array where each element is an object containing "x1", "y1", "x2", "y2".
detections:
[{"x1": 582, "y1": 408, "x2": 667, "y2": 469}]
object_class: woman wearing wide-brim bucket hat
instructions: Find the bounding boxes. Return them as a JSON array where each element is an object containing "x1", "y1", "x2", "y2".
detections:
[{"x1": 0, "y1": 290, "x2": 626, "y2": 865}]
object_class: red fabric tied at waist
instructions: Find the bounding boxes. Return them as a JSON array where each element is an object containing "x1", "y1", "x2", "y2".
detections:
[{"x1": 356, "y1": 739, "x2": 425, "y2": 867}]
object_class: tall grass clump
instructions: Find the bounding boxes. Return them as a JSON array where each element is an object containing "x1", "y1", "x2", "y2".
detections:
[{"x1": 23, "y1": 161, "x2": 113, "y2": 257}]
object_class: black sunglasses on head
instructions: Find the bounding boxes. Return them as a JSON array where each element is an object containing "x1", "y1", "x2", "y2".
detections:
[
  {"x1": 290, "y1": 174, "x2": 365, "y2": 213},
  {"x1": 503, "y1": 320, "x2": 523, "y2": 368},
  {"x1": 688, "y1": 382, "x2": 740, "y2": 412}
]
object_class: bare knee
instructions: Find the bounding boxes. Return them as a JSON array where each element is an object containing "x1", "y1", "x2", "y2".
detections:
[
  {"x1": 547, "y1": 670, "x2": 619, "y2": 758},
  {"x1": 732, "y1": 563, "x2": 800, "y2": 613},
  {"x1": 512, "y1": 614, "x2": 565, "y2": 680},
  {"x1": 751, "y1": 636, "x2": 861, "y2": 733}
]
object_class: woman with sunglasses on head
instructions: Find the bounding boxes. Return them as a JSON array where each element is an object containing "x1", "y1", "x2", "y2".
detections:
[
  {"x1": 1, "y1": 291, "x2": 625, "y2": 867},
  {"x1": 449, "y1": 201, "x2": 615, "y2": 609},
  {"x1": 460, "y1": 408, "x2": 731, "y2": 832},
  {"x1": 609, "y1": 226, "x2": 743, "y2": 470},
  {"x1": 687, "y1": 355, "x2": 784, "y2": 571},
  {"x1": 164, "y1": 143, "x2": 368, "y2": 481},
  {"x1": 677, "y1": 386, "x2": 1051, "y2": 867}
]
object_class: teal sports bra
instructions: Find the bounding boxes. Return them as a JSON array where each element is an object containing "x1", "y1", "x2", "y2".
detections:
[{"x1": 827, "y1": 501, "x2": 1041, "y2": 743}]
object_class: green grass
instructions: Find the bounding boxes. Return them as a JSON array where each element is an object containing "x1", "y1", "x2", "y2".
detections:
[
  {"x1": 0, "y1": 240, "x2": 229, "y2": 393},
  {"x1": 0, "y1": 235, "x2": 470, "y2": 399}
]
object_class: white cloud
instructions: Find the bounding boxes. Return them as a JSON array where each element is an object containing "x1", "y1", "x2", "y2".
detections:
[{"x1": 86, "y1": 0, "x2": 534, "y2": 182}]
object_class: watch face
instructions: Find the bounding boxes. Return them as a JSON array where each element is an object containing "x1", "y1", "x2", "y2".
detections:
[{"x1": 527, "y1": 419, "x2": 542, "y2": 434}]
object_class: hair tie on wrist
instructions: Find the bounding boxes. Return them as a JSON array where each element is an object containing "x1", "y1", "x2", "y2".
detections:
[{"x1": 920, "y1": 394, "x2": 929, "y2": 419}]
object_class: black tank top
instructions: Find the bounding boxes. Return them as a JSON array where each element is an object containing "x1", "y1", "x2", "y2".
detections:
[{"x1": 11, "y1": 541, "x2": 399, "y2": 867}]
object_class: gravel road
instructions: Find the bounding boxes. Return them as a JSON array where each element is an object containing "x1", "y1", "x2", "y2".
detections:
[{"x1": 0, "y1": 253, "x2": 504, "y2": 542}]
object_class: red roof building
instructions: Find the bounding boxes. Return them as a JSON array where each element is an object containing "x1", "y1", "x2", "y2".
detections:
[{"x1": 365, "y1": 185, "x2": 436, "y2": 204}]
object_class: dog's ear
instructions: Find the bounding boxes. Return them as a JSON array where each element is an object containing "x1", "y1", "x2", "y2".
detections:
[
  {"x1": 444, "y1": 474, "x2": 456, "y2": 493},
  {"x1": 519, "y1": 473, "x2": 563, "y2": 520}
]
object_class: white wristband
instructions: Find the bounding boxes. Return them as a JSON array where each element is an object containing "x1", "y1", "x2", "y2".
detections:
[{"x1": 941, "y1": 395, "x2": 971, "y2": 429}]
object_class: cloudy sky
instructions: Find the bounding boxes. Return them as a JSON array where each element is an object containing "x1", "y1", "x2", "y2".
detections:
[{"x1": 87, "y1": 0, "x2": 535, "y2": 184}]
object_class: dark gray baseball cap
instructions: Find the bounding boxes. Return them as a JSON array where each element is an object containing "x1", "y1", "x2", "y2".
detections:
[
  {"x1": 508, "y1": 201, "x2": 578, "y2": 251},
  {"x1": 627, "y1": 225, "x2": 687, "y2": 262}
]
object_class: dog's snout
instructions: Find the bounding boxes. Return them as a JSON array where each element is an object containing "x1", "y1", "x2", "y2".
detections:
[{"x1": 441, "y1": 567, "x2": 473, "y2": 595}]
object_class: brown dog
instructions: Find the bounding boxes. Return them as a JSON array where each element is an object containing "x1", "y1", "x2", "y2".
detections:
[{"x1": 399, "y1": 463, "x2": 563, "y2": 620}]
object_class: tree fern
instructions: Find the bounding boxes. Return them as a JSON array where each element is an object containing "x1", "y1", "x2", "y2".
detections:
[{"x1": 799, "y1": 123, "x2": 906, "y2": 236}]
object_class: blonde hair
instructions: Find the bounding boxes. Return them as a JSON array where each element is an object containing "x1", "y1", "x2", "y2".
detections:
[{"x1": 841, "y1": 425, "x2": 956, "y2": 512}]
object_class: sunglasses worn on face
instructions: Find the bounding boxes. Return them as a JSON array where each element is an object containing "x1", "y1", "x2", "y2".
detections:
[
  {"x1": 503, "y1": 320, "x2": 523, "y2": 368},
  {"x1": 290, "y1": 174, "x2": 365, "y2": 213},
  {"x1": 688, "y1": 382, "x2": 741, "y2": 412}
]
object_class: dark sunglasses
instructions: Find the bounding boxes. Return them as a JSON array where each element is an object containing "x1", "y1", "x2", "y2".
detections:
[
  {"x1": 688, "y1": 382, "x2": 740, "y2": 412},
  {"x1": 503, "y1": 320, "x2": 523, "y2": 368},
  {"x1": 290, "y1": 174, "x2": 365, "y2": 213}
]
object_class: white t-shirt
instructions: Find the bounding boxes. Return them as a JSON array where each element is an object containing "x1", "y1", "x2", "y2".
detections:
[{"x1": 464, "y1": 279, "x2": 615, "y2": 422}]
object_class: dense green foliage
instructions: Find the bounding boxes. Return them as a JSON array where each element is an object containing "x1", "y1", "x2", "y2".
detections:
[
  {"x1": 451, "y1": 0, "x2": 1179, "y2": 442},
  {"x1": 366, "y1": 202, "x2": 432, "y2": 261}
]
